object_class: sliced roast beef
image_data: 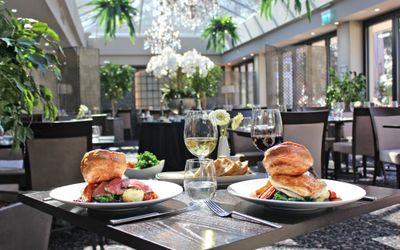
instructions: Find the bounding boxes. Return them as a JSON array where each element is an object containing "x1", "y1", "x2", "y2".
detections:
[
  {"x1": 81, "y1": 183, "x2": 95, "y2": 202},
  {"x1": 128, "y1": 179, "x2": 153, "y2": 193},
  {"x1": 92, "y1": 181, "x2": 110, "y2": 197},
  {"x1": 105, "y1": 178, "x2": 125, "y2": 195},
  {"x1": 121, "y1": 178, "x2": 131, "y2": 188}
]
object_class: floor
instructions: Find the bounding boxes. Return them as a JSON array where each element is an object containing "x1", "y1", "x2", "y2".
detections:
[{"x1": 48, "y1": 145, "x2": 400, "y2": 250}]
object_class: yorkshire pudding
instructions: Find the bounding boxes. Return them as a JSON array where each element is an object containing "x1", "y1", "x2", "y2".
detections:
[
  {"x1": 263, "y1": 141, "x2": 313, "y2": 176},
  {"x1": 80, "y1": 149, "x2": 126, "y2": 184}
]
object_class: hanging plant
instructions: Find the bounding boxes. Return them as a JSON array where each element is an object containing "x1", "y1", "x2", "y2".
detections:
[
  {"x1": 260, "y1": 0, "x2": 312, "y2": 21},
  {"x1": 202, "y1": 16, "x2": 239, "y2": 53},
  {"x1": 88, "y1": 0, "x2": 138, "y2": 43}
]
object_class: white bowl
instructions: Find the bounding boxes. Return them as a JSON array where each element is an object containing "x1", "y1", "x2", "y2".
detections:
[{"x1": 124, "y1": 160, "x2": 165, "y2": 179}]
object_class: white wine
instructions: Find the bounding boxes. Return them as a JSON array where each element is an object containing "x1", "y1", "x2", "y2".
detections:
[{"x1": 184, "y1": 137, "x2": 217, "y2": 157}]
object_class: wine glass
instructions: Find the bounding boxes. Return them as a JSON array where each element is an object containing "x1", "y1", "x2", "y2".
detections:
[
  {"x1": 184, "y1": 159, "x2": 217, "y2": 203},
  {"x1": 251, "y1": 108, "x2": 283, "y2": 152},
  {"x1": 184, "y1": 110, "x2": 218, "y2": 160}
]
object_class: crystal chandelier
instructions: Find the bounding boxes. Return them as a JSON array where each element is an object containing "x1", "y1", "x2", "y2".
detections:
[
  {"x1": 178, "y1": 0, "x2": 219, "y2": 30},
  {"x1": 144, "y1": 1, "x2": 181, "y2": 54},
  {"x1": 144, "y1": 18, "x2": 181, "y2": 54}
]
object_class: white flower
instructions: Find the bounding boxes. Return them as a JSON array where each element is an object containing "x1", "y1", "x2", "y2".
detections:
[{"x1": 209, "y1": 109, "x2": 231, "y2": 126}]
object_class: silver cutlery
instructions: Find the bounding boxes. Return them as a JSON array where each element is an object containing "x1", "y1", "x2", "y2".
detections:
[
  {"x1": 204, "y1": 199, "x2": 282, "y2": 228},
  {"x1": 109, "y1": 205, "x2": 194, "y2": 225}
]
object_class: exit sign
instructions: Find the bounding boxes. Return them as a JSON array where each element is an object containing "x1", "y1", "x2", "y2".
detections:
[{"x1": 321, "y1": 9, "x2": 336, "y2": 25}]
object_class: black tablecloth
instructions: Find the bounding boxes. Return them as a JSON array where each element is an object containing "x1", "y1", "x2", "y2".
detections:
[{"x1": 139, "y1": 121, "x2": 216, "y2": 171}]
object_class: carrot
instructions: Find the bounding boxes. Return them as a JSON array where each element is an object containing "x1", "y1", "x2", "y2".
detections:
[
  {"x1": 259, "y1": 185, "x2": 276, "y2": 199},
  {"x1": 256, "y1": 180, "x2": 272, "y2": 196}
]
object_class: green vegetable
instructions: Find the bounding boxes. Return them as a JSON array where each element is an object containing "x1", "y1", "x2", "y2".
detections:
[
  {"x1": 273, "y1": 191, "x2": 314, "y2": 202},
  {"x1": 136, "y1": 151, "x2": 159, "y2": 169},
  {"x1": 273, "y1": 191, "x2": 290, "y2": 201},
  {"x1": 93, "y1": 194, "x2": 114, "y2": 203}
]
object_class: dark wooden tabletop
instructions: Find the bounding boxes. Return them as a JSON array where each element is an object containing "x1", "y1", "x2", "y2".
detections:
[
  {"x1": 327, "y1": 117, "x2": 353, "y2": 124},
  {"x1": 19, "y1": 184, "x2": 400, "y2": 250},
  {"x1": 383, "y1": 124, "x2": 400, "y2": 129}
]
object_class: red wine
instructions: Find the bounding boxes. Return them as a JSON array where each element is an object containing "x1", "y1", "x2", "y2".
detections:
[{"x1": 252, "y1": 135, "x2": 283, "y2": 151}]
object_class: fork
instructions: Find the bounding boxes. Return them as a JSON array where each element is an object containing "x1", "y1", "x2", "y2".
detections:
[{"x1": 204, "y1": 199, "x2": 282, "y2": 228}]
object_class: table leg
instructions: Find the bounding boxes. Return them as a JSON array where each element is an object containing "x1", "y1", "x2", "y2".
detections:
[{"x1": 333, "y1": 123, "x2": 341, "y2": 179}]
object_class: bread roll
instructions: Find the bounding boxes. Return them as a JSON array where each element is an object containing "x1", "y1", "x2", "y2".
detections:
[
  {"x1": 263, "y1": 141, "x2": 313, "y2": 176},
  {"x1": 80, "y1": 149, "x2": 126, "y2": 184},
  {"x1": 270, "y1": 174, "x2": 328, "y2": 200}
]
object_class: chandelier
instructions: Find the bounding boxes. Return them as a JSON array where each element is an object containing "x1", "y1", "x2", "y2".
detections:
[
  {"x1": 144, "y1": 17, "x2": 181, "y2": 54},
  {"x1": 178, "y1": 0, "x2": 219, "y2": 30}
]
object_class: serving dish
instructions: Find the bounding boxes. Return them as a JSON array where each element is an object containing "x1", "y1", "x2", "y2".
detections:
[
  {"x1": 227, "y1": 178, "x2": 366, "y2": 211},
  {"x1": 155, "y1": 171, "x2": 267, "y2": 186},
  {"x1": 125, "y1": 160, "x2": 165, "y2": 179},
  {"x1": 49, "y1": 180, "x2": 182, "y2": 211}
]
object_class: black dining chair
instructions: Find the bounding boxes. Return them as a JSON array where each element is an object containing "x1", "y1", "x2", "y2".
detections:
[
  {"x1": 333, "y1": 108, "x2": 375, "y2": 182},
  {"x1": 370, "y1": 107, "x2": 400, "y2": 188},
  {"x1": 24, "y1": 119, "x2": 92, "y2": 190},
  {"x1": 281, "y1": 111, "x2": 329, "y2": 178}
]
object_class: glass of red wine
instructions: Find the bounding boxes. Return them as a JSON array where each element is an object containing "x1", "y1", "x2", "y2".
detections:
[{"x1": 251, "y1": 108, "x2": 283, "y2": 151}]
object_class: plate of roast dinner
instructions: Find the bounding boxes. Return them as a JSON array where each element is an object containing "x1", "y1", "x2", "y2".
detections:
[
  {"x1": 49, "y1": 150, "x2": 183, "y2": 211},
  {"x1": 227, "y1": 142, "x2": 366, "y2": 211}
]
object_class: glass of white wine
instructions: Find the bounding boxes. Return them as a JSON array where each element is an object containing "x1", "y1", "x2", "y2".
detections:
[
  {"x1": 184, "y1": 159, "x2": 217, "y2": 203},
  {"x1": 184, "y1": 110, "x2": 218, "y2": 160}
]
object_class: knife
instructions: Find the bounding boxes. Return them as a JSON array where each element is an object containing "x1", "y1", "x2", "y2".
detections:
[{"x1": 109, "y1": 206, "x2": 190, "y2": 225}]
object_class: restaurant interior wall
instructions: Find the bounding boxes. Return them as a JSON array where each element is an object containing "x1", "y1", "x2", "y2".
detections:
[
  {"x1": 231, "y1": 59, "x2": 257, "y2": 107},
  {"x1": 364, "y1": 8, "x2": 400, "y2": 106}
]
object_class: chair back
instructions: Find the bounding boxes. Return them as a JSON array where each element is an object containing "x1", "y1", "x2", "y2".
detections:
[
  {"x1": 281, "y1": 111, "x2": 329, "y2": 177},
  {"x1": 370, "y1": 107, "x2": 400, "y2": 152},
  {"x1": 352, "y1": 108, "x2": 374, "y2": 156},
  {"x1": 24, "y1": 119, "x2": 92, "y2": 190}
]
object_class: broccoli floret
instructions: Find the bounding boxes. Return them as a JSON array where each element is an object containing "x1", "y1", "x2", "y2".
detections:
[{"x1": 136, "y1": 151, "x2": 159, "y2": 169}]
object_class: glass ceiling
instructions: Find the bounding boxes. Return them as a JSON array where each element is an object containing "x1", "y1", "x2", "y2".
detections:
[{"x1": 75, "y1": 0, "x2": 259, "y2": 38}]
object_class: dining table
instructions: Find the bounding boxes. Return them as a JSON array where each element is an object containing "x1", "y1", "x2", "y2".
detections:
[
  {"x1": 19, "y1": 184, "x2": 400, "y2": 249},
  {"x1": 92, "y1": 135, "x2": 115, "y2": 149}
]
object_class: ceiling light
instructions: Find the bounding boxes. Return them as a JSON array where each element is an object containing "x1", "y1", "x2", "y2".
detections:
[
  {"x1": 334, "y1": 21, "x2": 339, "y2": 25},
  {"x1": 227, "y1": 62, "x2": 231, "y2": 66},
  {"x1": 44, "y1": 42, "x2": 50, "y2": 46},
  {"x1": 311, "y1": 32, "x2": 316, "y2": 36},
  {"x1": 242, "y1": 57, "x2": 246, "y2": 60},
  {"x1": 374, "y1": 8, "x2": 380, "y2": 12},
  {"x1": 250, "y1": 53, "x2": 254, "y2": 57},
  {"x1": 11, "y1": 9, "x2": 17, "y2": 13},
  {"x1": 103, "y1": 60, "x2": 110, "y2": 64}
]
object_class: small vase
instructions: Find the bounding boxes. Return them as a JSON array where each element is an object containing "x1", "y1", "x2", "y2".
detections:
[{"x1": 217, "y1": 135, "x2": 230, "y2": 158}]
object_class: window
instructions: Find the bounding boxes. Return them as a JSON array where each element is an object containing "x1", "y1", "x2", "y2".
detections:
[
  {"x1": 329, "y1": 36, "x2": 338, "y2": 70},
  {"x1": 232, "y1": 60, "x2": 256, "y2": 106},
  {"x1": 367, "y1": 20, "x2": 393, "y2": 105},
  {"x1": 134, "y1": 70, "x2": 162, "y2": 110}
]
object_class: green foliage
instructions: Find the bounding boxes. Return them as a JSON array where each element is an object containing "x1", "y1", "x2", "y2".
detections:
[
  {"x1": 0, "y1": 1, "x2": 61, "y2": 151},
  {"x1": 161, "y1": 84, "x2": 196, "y2": 100},
  {"x1": 202, "y1": 16, "x2": 239, "y2": 53},
  {"x1": 326, "y1": 68, "x2": 367, "y2": 106},
  {"x1": 100, "y1": 63, "x2": 134, "y2": 116},
  {"x1": 88, "y1": 0, "x2": 138, "y2": 43},
  {"x1": 189, "y1": 66, "x2": 223, "y2": 99},
  {"x1": 136, "y1": 151, "x2": 159, "y2": 169},
  {"x1": 260, "y1": 0, "x2": 312, "y2": 21}
]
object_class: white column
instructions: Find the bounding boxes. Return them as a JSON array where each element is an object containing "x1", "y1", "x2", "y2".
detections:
[
  {"x1": 337, "y1": 21, "x2": 363, "y2": 74},
  {"x1": 255, "y1": 52, "x2": 267, "y2": 106}
]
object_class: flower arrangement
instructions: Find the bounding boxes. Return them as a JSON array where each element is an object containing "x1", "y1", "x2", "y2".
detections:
[
  {"x1": 146, "y1": 47, "x2": 222, "y2": 108},
  {"x1": 209, "y1": 109, "x2": 244, "y2": 157},
  {"x1": 76, "y1": 105, "x2": 90, "y2": 119}
]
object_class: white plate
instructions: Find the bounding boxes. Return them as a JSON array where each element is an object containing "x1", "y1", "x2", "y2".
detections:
[
  {"x1": 49, "y1": 180, "x2": 183, "y2": 211},
  {"x1": 125, "y1": 160, "x2": 165, "y2": 179},
  {"x1": 155, "y1": 171, "x2": 267, "y2": 186},
  {"x1": 227, "y1": 178, "x2": 366, "y2": 211}
]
